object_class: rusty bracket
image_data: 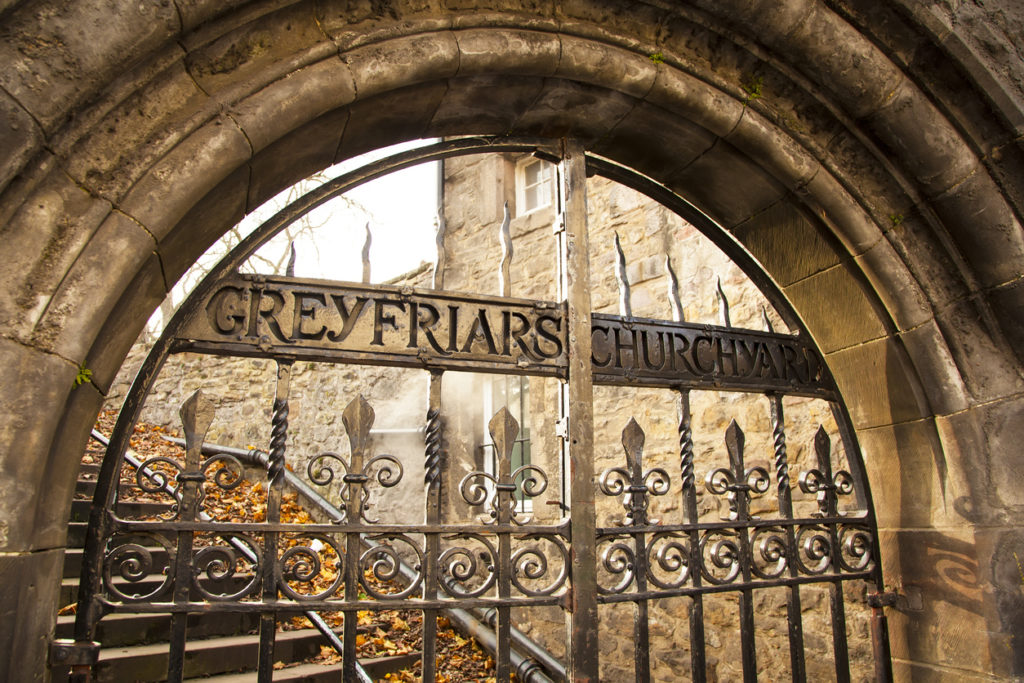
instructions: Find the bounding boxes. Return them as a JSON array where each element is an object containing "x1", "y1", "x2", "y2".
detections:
[
  {"x1": 49, "y1": 639, "x2": 100, "y2": 667},
  {"x1": 867, "y1": 591, "x2": 899, "y2": 608}
]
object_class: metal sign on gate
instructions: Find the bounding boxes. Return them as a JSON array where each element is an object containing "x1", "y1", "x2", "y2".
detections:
[{"x1": 65, "y1": 137, "x2": 892, "y2": 683}]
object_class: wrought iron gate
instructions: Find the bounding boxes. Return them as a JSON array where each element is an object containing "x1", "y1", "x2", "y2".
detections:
[{"x1": 62, "y1": 137, "x2": 892, "y2": 682}]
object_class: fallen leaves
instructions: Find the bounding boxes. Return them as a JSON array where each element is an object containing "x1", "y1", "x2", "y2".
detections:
[{"x1": 84, "y1": 410, "x2": 504, "y2": 682}]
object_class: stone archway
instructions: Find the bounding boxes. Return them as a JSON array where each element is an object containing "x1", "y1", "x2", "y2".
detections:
[{"x1": 0, "y1": 1, "x2": 1022, "y2": 680}]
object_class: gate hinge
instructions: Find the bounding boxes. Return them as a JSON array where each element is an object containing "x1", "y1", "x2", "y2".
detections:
[
  {"x1": 867, "y1": 591, "x2": 899, "y2": 608},
  {"x1": 49, "y1": 639, "x2": 100, "y2": 668},
  {"x1": 555, "y1": 417, "x2": 568, "y2": 439}
]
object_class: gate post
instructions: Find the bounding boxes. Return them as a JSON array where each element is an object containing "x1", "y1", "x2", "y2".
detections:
[{"x1": 558, "y1": 139, "x2": 600, "y2": 682}]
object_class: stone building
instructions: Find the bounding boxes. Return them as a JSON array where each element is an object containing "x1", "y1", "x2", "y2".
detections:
[{"x1": 1, "y1": 1, "x2": 1024, "y2": 680}]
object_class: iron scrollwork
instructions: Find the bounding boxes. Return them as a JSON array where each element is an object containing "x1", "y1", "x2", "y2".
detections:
[
  {"x1": 438, "y1": 533, "x2": 498, "y2": 599},
  {"x1": 278, "y1": 533, "x2": 345, "y2": 601},
  {"x1": 510, "y1": 534, "x2": 569, "y2": 597},
  {"x1": 103, "y1": 533, "x2": 176, "y2": 602}
]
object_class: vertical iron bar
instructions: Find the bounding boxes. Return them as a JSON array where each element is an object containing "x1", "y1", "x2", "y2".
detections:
[
  {"x1": 621, "y1": 421, "x2": 650, "y2": 682},
  {"x1": 258, "y1": 360, "x2": 292, "y2": 683},
  {"x1": 424, "y1": 181, "x2": 448, "y2": 680},
  {"x1": 811, "y1": 428, "x2": 851, "y2": 682},
  {"x1": 422, "y1": 370, "x2": 444, "y2": 682},
  {"x1": 668, "y1": 257, "x2": 706, "y2": 682},
  {"x1": 871, "y1": 605, "x2": 894, "y2": 682},
  {"x1": 769, "y1": 395, "x2": 807, "y2": 682},
  {"x1": 831, "y1": 581, "x2": 851, "y2": 683},
  {"x1": 342, "y1": 396, "x2": 374, "y2": 682},
  {"x1": 490, "y1": 409, "x2": 519, "y2": 681},
  {"x1": 499, "y1": 201, "x2": 513, "y2": 298},
  {"x1": 724, "y1": 423, "x2": 757, "y2": 683},
  {"x1": 677, "y1": 390, "x2": 707, "y2": 683},
  {"x1": 168, "y1": 391, "x2": 216, "y2": 683},
  {"x1": 559, "y1": 139, "x2": 599, "y2": 683}
]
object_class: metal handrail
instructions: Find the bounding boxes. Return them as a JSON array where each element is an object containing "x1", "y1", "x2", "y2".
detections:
[{"x1": 160, "y1": 434, "x2": 566, "y2": 682}]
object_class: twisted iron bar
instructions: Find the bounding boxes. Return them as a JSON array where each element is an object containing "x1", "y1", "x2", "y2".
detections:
[
  {"x1": 678, "y1": 399, "x2": 695, "y2": 492},
  {"x1": 268, "y1": 395, "x2": 289, "y2": 485},
  {"x1": 424, "y1": 406, "x2": 443, "y2": 487},
  {"x1": 771, "y1": 401, "x2": 789, "y2": 493}
]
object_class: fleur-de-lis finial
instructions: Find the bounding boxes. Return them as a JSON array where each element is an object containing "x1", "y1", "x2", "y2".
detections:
[
  {"x1": 798, "y1": 426, "x2": 854, "y2": 518},
  {"x1": 614, "y1": 232, "x2": 631, "y2": 318},
  {"x1": 599, "y1": 418, "x2": 670, "y2": 526},
  {"x1": 460, "y1": 407, "x2": 547, "y2": 525},
  {"x1": 704, "y1": 420, "x2": 770, "y2": 521}
]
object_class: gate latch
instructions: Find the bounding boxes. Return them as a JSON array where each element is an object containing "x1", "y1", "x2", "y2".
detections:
[{"x1": 49, "y1": 639, "x2": 100, "y2": 668}]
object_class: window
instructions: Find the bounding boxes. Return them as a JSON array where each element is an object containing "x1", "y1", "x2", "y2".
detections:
[
  {"x1": 515, "y1": 157, "x2": 554, "y2": 215},
  {"x1": 480, "y1": 375, "x2": 532, "y2": 514}
]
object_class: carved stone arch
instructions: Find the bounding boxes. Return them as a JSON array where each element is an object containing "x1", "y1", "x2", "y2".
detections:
[{"x1": 0, "y1": 1, "x2": 1022, "y2": 679}]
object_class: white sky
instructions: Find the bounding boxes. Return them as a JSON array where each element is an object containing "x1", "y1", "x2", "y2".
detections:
[
  {"x1": 151, "y1": 140, "x2": 440, "y2": 335},
  {"x1": 246, "y1": 139, "x2": 441, "y2": 283}
]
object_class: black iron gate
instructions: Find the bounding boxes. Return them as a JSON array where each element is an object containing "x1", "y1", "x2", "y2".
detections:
[{"x1": 60, "y1": 138, "x2": 892, "y2": 682}]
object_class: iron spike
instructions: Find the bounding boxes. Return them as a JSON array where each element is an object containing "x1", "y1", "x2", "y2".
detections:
[
  {"x1": 179, "y1": 389, "x2": 216, "y2": 458},
  {"x1": 488, "y1": 406, "x2": 520, "y2": 464},
  {"x1": 432, "y1": 210, "x2": 447, "y2": 290},
  {"x1": 665, "y1": 255, "x2": 684, "y2": 322},
  {"x1": 499, "y1": 201, "x2": 512, "y2": 297},
  {"x1": 716, "y1": 277, "x2": 731, "y2": 328},
  {"x1": 621, "y1": 418, "x2": 646, "y2": 466},
  {"x1": 724, "y1": 418, "x2": 745, "y2": 472},
  {"x1": 614, "y1": 231, "x2": 632, "y2": 318},
  {"x1": 813, "y1": 425, "x2": 831, "y2": 472},
  {"x1": 361, "y1": 222, "x2": 372, "y2": 284},
  {"x1": 342, "y1": 395, "x2": 376, "y2": 458},
  {"x1": 761, "y1": 305, "x2": 775, "y2": 333},
  {"x1": 285, "y1": 242, "x2": 296, "y2": 278}
]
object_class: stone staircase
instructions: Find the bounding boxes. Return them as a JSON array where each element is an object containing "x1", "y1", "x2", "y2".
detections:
[
  {"x1": 52, "y1": 443, "x2": 564, "y2": 682},
  {"x1": 52, "y1": 462, "x2": 349, "y2": 682}
]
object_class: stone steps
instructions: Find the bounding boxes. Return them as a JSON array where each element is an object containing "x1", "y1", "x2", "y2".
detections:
[
  {"x1": 61, "y1": 546, "x2": 170, "y2": 579},
  {"x1": 68, "y1": 498, "x2": 173, "y2": 522},
  {"x1": 75, "y1": 478, "x2": 155, "y2": 499},
  {"x1": 56, "y1": 611, "x2": 262, "y2": 648},
  {"x1": 54, "y1": 460, "x2": 348, "y2": 682},
  {"x1": 52, "y1": 628, "x2": 331, "y2": 683},
  {"x1": 185, "y1": 661, "x2": 345, "y2": 682},
  {"x1": 55, "y1": 458, "x2": 424, "y2": 682}
]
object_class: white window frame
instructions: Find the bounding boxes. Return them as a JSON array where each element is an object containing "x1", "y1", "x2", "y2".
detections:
[
  {"x1": 514, "y1": 156, "x2": 554, "y2": 216},
  {"x1": 482, "y1": 375, "x2": 532, "y2": 515}
]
